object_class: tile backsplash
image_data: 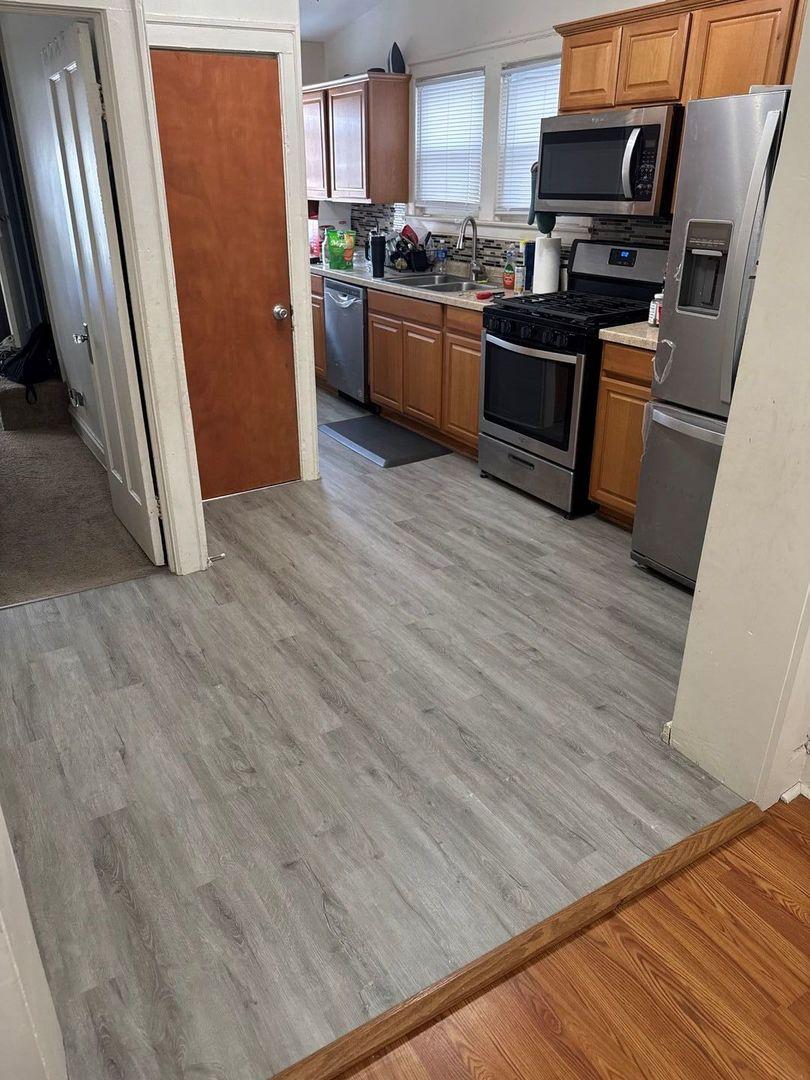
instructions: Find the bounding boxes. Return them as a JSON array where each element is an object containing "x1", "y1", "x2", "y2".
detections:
[{"x1": 346, "y1": 204, "x2": 671, "y2": 280}]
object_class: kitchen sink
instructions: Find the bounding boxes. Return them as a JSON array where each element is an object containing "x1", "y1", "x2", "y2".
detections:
[
  {"x1": 421, "y1": 281, "x2": 504, "y2": 294},
  {"x1": 394, "y1": 273, "x2": 469, "y2": 286}
]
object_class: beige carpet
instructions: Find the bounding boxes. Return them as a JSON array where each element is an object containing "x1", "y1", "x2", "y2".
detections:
[{"x1": 0, "y1": 426, "x2": 158, "y2": 608}]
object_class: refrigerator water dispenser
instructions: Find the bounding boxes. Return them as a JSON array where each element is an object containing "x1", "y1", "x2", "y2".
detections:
[{"x1": 677, "y1": 220, "x2": 733, "y2": 316}]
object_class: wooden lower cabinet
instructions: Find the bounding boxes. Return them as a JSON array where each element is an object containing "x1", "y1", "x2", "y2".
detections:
[
  {"x1": 368, "y1": 288, "x2": 482, "y2": 454},
  {"x1": 369, "y1": 311, "x2": 404, "y2": 411},
  {"x1": 442, "y1": 332, "x2": 481, "y2": 449},
  {"x1": 403, "y1": 321, "x2": 443, "y2": 426},
  {"x1": 311, "y1": 275, "x2": 326, "y2": 380},
  {"x1": 589, "y1": 341, "x2": 653, "y2": 528}
]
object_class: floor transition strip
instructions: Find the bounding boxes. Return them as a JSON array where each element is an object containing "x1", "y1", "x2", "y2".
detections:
[{"x1": 271, "y1": 801, "x2": 764, "y2": 1080}]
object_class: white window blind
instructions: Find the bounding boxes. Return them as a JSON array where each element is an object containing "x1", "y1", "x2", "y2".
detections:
[
  {"x1": 496, "y1": 58, "x2": 561, "y2": 215},
  {"x1": 414, "y1": 70, "x2": 485, "y2": 213}
]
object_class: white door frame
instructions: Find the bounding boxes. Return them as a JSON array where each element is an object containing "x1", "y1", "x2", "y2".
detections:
[
  {"x1": 143, "y1": 12, "x2": 319, "y2": 490},
  {"x1": 0, "y1": 2, "x2": 318, "y2": 574}
]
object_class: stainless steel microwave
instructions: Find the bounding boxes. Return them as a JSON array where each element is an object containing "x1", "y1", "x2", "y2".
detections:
[{"x1": 534, "y1": 105, "x2": 680, "y2": 217}]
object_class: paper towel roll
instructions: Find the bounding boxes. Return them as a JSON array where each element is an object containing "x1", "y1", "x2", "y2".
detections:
[{"x1": 532, "y1": 237, "x2": 561, "y2": 295}]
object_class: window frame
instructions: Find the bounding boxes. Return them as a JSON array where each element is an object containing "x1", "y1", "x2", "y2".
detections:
[
  {"x1": 407, "y1": 45, "x2": 570, "y2": 240},
  {"x1": 412, "y1": 67, "x2": 487, "y2": 217},
  {"x1": 495, "y1": 56, "x2": 562, "y2": 221}
]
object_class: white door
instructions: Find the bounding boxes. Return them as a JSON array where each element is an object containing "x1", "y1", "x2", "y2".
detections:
[{"x1": 43, "y1": 23, "x2": 164, "y2": 565}]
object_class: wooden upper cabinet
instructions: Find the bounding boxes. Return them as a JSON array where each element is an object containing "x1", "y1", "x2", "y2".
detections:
[
  {"x1": 559, "y1": 26, "x2": 622, "y2": 111},
  {"x1": 682, "y1": 0, "x2": 796, "y2": 100},
  {"x1": 328, "y1": 81, "x2": 368, "y2": 200},
  {"x1": 616, "y1": 12, "x2": 692, "y2": 103},
  {"x1": 307, "y1": 73, "x2": 409, "y2": 204},
  {"x1": 785, "y1": 0, "x2": 807, "y2": 80},
  {"x1": 303, "y1": 89, "x2": 329, "y2": 199}
]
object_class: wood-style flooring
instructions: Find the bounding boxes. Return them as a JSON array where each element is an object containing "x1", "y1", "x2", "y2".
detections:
[
  {"x1": 0, "y1": 390, "x2": 741, "y2": 1078},
  {"x1": 344, "y1": 796, "x2": 810, "y2": 1080}
]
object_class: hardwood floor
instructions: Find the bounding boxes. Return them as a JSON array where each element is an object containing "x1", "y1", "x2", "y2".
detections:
[
  {"x1": 0, "y1": 390, "x2": 740, "y2": 1078},
  {"x1": 342, "y1": 796, "x2": 810, "y2": 1080}
]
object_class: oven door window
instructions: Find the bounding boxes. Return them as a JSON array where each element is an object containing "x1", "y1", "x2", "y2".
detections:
[{"x1": 483, "y1": 336, "x2": 576, "y2": 451}]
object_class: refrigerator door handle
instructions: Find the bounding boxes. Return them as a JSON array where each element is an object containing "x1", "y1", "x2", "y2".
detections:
[
  {"x1": 651, "y1": 407, "x2": 724, "y2": 447},
  {"x1": 720, "y1": 109, "x2": 781, "y2": 404},
  {"x1": 621, "y1": 128, "x2": 641, "y2": 199}
]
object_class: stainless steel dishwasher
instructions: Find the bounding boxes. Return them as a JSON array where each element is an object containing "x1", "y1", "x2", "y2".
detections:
[{"x1": 323, "y1": 278, "x2": 368, "y2": 404}]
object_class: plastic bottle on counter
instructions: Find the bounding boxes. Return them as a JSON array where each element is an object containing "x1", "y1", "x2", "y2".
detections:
[
  {"x1": 503, "y1": 247, "x2": 516, "y2": 291},
  {"x1": 648, "y1": 292, "x2": 664, "y2": 327}
]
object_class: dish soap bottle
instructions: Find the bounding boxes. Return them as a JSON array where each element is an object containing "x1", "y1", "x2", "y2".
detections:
[{"x1": 503, "y1": 246, "x2": 516, "y2": 291}]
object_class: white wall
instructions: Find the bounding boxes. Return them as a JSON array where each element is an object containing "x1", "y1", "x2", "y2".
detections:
[
  {"x1": 0, "y1": 800, "x2": 66, "y2": 1080},
  {"x1": 301, "y1": 39, "x2": 325, "y2": 83},
  {"x1": 670, "y1": 29, "x2": 810, "y2": 806},
  {"x1": 0, "y1": 12, "x2": 104, "y2": 452},
  {"x1": 323, "y1": 0, "x2": 645, "y2": 77}
]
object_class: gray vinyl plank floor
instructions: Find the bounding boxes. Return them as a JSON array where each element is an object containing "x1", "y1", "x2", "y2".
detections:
[{"x1": 0, "y1": 389, "x2": 742, "y2": 1079}]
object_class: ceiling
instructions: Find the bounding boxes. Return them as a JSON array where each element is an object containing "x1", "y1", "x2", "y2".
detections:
[{"x1": 299, "y1": 0, "x2": 384, "y2": 41}]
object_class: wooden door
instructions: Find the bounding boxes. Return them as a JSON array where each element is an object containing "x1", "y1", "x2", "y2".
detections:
[
  {"x1": 559, "y1": 27, "x2": 622, "y2": 111},
  {"x1": 616, "y1": 13, "x2": 691, "y2": 104},
  {"x1": 151, "y1": 49, "x2": 300, "y2": 500},
  {"x1": 311, "y1": 295, "x2": 326, "y2": 379},
  {"x1": 328, "y1": 82, "x2": 368, "y2": 200},
  {"x1": 403, "y1": 320, "x2": 442, "y2": 427},
  {"x1": 682, "y1": 0, "x2": 796, "y2": 101},
  {"x1": 302, "y1": 89, "x2": 329, "y2": 199},
  {"x1": 369, "y1": 312, "x2": 403, "y2": 411},
  {"x1": 442, "y1": 332, "x2": 481, "y2": 449},
  {"x1": 46, "y1": 24, "x2": 164, "y2": 563}
]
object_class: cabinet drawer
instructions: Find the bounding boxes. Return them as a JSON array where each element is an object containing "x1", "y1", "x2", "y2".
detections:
[
  {"x1": 444, "y1": 305, "x2": 484, "y2": 337},
  {"x1": 601, "y1": 341, "x2": 654, "y2": 385},
  {"x1": 368, "y1": 289, "x2": 443, "y2": 327}
]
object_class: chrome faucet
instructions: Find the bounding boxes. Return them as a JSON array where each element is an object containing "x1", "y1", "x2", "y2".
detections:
[{"x1": 456, "y1": 215, "x2": 484, "y2": 282}]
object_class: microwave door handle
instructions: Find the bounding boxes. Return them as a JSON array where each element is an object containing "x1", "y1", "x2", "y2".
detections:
[
  {"x1": 528, "y1": 161, "x2": 539, "y2": 225},
  {"x1": 719, "y1": 108, "x2": 781, "y2": 405},
  {"x1": 621, "y1": 127, "x2": 641, "y2": 199}
]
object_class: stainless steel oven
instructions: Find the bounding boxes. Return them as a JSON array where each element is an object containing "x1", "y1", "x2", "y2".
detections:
[
  {"x1": 480, "y1": 334, "x2": 586, "y2": 470},
  {"x1": 535, "y1": 105, "x2": 680, "y2": 217}
]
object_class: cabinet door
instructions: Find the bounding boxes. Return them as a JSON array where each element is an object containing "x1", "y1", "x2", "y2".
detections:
[
  {"x1": 311, "y1": 294, "x2": 326, "y2": 378},
  {"x1": 589, "y1": 374, "x2": 651, "y2": 523},
  {"x1": 616, "y1": 13, "x2": 691, "y2": 104},
  {"x1": 369, "y1": 312, "x2": 403, "y2": 411},
  {"x1": 682, "y1": 0, "x2": 795, "y2": 102},
  {"x1": 442, "y1": 332, "x2": 481, "y2": 449},
  {"x1": 328, "y1": 82, "x2": 368, "y2": 201},
  {"x1": 785, "y1": 0, "x2": 807, "y2": 81},
  {"x1": 559, "y1": 26, "x2": 622, "y2": 111},
  {"x1": 403, "y1": 321, "x2": 443, "y2": 427},
  {"x1": 303, "y1": 90, "x2": 329, "y2": 199}
]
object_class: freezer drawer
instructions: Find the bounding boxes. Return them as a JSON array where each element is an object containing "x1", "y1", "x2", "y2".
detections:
[
  {"x1": 324, "y1": 279, "x2": 368, "y2": 403},
  {"x1": 631, "y1": 403, "x2": 725, "y2": 588}
]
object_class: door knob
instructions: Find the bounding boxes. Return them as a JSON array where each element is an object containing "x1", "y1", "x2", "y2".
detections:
[
  {"x1": 273, "y1": 304, "x2": 290, "y2": 321},
  {"x1": 73, "y1": 323, "x2": 89, "y2": 344}
]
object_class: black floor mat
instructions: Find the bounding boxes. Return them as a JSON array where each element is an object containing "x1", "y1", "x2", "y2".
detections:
[{"x1": 319, "y1": 414, "x2": 452, "y2": 468}]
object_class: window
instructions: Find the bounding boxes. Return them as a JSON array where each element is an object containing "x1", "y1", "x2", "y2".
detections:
[
  {"x1": 414, "y1": 70, "x2": 485, "y2": 214},
  {"x1": 496, "y1": 58, "x2": 561, "y2": 216}
]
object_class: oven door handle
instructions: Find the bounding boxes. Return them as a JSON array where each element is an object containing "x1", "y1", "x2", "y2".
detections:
[
  {"x1": 485, "y1": 333, "x2": 580, "y2": 365},
  {"x1": 621, "y1": 127, "x2": 641, "y2": 199}
]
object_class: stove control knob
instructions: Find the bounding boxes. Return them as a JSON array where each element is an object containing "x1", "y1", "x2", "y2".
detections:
[
  {"x1": 519, "y1": 325, "x2": 533, "y2": 341},
  {"x1": 502, "y1": 320, "x2": 513, "y2": 336},
  {"x1": 541, "y1": 329, "x2": 553, "y2": 345}
]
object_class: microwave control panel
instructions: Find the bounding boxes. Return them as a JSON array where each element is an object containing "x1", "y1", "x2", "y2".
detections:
[{"x1": 633, "y1": 127, "x2": 661, "y2": 201}]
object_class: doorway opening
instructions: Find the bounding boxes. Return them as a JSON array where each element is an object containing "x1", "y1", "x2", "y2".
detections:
[{"x1": 0, "y1": 11, "x2": 164, "y2": 608}]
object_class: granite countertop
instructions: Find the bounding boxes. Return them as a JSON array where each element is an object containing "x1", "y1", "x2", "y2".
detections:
[
  {"x1": 311, "y1": 262, "x2": 513, "y2": 312},
  {"x1": 599, "y1": 322, "x2": 659, "y2": 350}
]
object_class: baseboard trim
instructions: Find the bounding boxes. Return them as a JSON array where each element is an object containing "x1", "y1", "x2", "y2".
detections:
[
  {"x1": 780, "y1": 780, "x2": 810, "y2": 802},
  {"x1": 272, "y1": 802, "x2": 763, "y2": 1080}
]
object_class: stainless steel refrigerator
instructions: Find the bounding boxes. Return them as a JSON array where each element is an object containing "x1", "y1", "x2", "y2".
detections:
[{"x1": 631, "y1": 89, "x2": 789, "y2": 588}]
